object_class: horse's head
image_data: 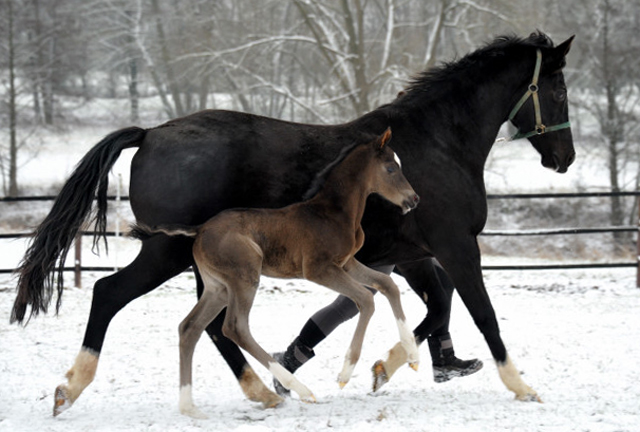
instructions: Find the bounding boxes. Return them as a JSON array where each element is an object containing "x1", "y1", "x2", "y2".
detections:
[
  {"x1": 509, "y1": 35, "x2": 576, "y2": 173},
  {"x1": 371, "y1": 128, "x2": 420, "y2": 214}
]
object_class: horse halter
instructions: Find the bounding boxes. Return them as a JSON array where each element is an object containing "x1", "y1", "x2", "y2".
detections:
[{"x1": 507, "y1": 49, "x2": 571, "y2": 141}]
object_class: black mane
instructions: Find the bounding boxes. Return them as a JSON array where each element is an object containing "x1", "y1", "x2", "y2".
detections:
[
  {"x1": 302, "y1": 141, "x2": 361, "y2": 201},
  {"x1": 401, "y1": 32, "x2": 555, "y2": 97}
]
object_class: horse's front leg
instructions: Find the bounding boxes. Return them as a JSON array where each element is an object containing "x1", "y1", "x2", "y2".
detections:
[
  {"x1": 436, "y1": 237, "x2": 541, "y2": 402},
  {"x1": 344, "y1": 259, "x2": 419, "y2": 370}
]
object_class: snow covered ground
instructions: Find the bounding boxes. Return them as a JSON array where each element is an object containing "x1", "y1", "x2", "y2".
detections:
[{"x1": 1, "y1": 268, "x2": 639, "y2": 432}]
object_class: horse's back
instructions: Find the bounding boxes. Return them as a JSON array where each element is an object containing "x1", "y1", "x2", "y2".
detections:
[{"x1": 129, "y1": 110, "x2": 352, "y2": 226}]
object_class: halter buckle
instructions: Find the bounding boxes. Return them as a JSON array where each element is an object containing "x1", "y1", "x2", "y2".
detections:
[
  {"x1": 528, "y1": 84, "x2": 539, "y2": 93},
  {"x1": 536, "y1": 125, "x2": 546, "y2": 135}
]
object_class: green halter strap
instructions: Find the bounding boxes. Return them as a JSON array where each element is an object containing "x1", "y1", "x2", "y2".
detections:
[{"x1": 507, "y1": 49, "x2": 571, "y2": 141}]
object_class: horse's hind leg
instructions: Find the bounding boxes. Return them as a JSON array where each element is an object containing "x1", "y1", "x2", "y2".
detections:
[
  {"x1": 178, "y1": 278, "x2": 229, "y2": 419},
  {"x1": 195, "y1": 269, "x2": 282, "y2": 409},
  {"x1": 344, "y1": 259, "x2": 419, "y2": 370},
  {"x1": 54, "y1": 235, "x2": 193, "y2": 416},
  {"x1": 222, "y1": 279, "x2": 315, "y2": 403}
]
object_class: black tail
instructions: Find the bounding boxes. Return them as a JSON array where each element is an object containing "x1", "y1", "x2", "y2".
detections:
[
  {"x1": 129, "y1": 222, "x2": 199, "y2": 240},
  {"x1": 11, "y1": 126, "x2": 147, "y2": 324}
]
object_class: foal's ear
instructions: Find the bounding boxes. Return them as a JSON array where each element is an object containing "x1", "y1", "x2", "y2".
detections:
[{"x1": 379, "y1": 127, "x2": 392, "y2": 150}]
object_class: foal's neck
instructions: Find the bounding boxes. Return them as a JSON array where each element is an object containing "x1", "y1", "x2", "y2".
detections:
[{"x1": 310, "y1": 147, "x2": 373, "y2": 225}]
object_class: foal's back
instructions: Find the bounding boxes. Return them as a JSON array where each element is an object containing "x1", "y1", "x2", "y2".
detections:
[{"x1": 193, "y1": 188, "x2": 363, "y2": 282}]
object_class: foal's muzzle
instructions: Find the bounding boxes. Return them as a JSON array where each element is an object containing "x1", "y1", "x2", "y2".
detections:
[{"x1": 403, "y1": 194, "x2": 420, "y2": 214}]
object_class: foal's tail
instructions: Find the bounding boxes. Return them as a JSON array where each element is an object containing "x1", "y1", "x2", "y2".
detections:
[
  {"x1": 129, "y1": 223, "x2": 199, "y2": 240},
  {"x1": 11, "y1": 127, "x2": 147, "y2": 325}
]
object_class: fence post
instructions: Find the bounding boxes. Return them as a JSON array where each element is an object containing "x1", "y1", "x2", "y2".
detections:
[
  {"x1": 637, "y1": 197, "x2": 640, "y2": 288},
  {"x1": 74, "y1": 235, "x2": 82, "y2": 289}
]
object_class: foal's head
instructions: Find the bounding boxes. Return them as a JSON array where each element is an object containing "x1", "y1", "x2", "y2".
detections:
[{"x1": 368, "y1": 129, "x2": 420, "y2": 214}]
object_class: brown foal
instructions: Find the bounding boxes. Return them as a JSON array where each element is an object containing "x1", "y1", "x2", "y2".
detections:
[{"x1": 133, "y1": 129, "x2": 420, "y2": 418}]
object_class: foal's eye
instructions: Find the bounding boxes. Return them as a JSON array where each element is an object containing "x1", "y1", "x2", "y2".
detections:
[{"x1": 555, "y1": 90, "x2": 567, "y2": 102}]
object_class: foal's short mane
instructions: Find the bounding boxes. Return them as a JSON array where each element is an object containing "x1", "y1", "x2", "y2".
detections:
[
  {"x1": 302, "y1": 141, "x2": 362, "y2": 201},
  {"x1": 401, "y1": 31, "x2": 555, "y2": 96}
]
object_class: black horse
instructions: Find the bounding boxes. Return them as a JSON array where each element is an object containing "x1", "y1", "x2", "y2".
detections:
[{"x1": 12, "y1": 32, "x2": 575, "y2": 415}]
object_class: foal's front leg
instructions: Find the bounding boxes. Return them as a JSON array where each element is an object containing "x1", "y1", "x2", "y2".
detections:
[
  {"x1": 306, "y1": 264, "x2": 377, "y2": 388},
  {"x1": 344, "y1": 259, "x2": 419, "y2": 370}
]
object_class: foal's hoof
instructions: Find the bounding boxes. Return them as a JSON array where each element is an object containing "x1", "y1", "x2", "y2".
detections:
[
  {"x1": 260, "y1": 393, "x2": 285, "y2": 409},
  {"x1": 409, "y1": 361, "x2": 419, "y2": 372},
  {"x1": 53, "y1": 385, "x2": 72, "y2": 417},
  {"x1": 371, "y1": 360, "x2": 389, "y2": 392},
  {"x1": 516, "y1": 392, "x2": 543, "y2": 403},
  {"x1": 300, "y1": 393, "x2": 317, "y2": 404},
  {"x1": 180, "y1": 405, "x2": 209, "y2": 419}
]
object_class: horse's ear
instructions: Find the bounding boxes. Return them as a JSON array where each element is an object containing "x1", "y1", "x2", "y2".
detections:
[
  {"x1": 380, "y1": 127, "x2": 392, "y2": 150},
  {"x1": 546, "y1": 35, "x2": 574, "y2": 72},
  {"x1": 556, "y1": 35, "x2": 575, "y2": 57}
]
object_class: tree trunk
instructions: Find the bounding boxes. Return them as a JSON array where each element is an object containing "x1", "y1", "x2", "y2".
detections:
[
  {"x1": 7, "y1": 0, "x2": 19, "y2": 196},
  {"x1": 151, "y1": 0, "x2": 185, "y2": 117},
  {"x1": 126, "y1": 9, "x2": 140, "y2": 123},
  {"x1": 601, "y1": 0, "x2": 626, "y2": 245},
  {"x1": 129, "y1": 56, "x2": 140, "y2": 123},
  {"x1": 341, "y1": 0, "x2": 369, "y2": 115}
]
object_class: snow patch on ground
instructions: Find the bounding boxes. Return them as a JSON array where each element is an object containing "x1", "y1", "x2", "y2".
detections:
[{"x1": 1, "y1": 269, "x2": 639, "y2": 432}]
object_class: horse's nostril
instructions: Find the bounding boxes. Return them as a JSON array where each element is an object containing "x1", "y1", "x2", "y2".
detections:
[{"x1": 413, "y1": 194, "x2": 420, "y2": 204}]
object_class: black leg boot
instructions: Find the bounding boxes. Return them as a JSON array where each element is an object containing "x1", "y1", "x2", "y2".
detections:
[
  {"x1": 427, "y1": 333, "x2": 483, "y2": 383},
  {"x1": 272, "y1": 337, "x2": 316, "y2": 396}
]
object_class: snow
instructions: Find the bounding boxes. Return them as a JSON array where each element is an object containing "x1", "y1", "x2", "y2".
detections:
[{"x1": 1, "y1": 269, "x2": 639, "y2": 432}]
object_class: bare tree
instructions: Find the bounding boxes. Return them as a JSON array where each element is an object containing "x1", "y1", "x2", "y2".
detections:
[
  {"x1": 558, "y1": 0, "x2": 640, "y2": 243},
  {"x1": 2, "y1": 0, "x2": 19, "y2": 196}
]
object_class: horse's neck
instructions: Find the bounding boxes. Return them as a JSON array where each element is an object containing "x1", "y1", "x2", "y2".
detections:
[{"x1": 391, "y1": 55, "x2": 532, "y2": 166}]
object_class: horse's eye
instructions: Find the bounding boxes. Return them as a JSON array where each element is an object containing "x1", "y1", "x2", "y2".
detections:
[
  {"x1": 387, "y1": 166, "x2": 396, "y2": 174},
  {"x1": 555, "y1": 90, "x2": 567, "y2": 102}
]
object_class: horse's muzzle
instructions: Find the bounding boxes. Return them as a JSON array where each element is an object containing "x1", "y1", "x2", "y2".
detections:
[{"x1": 554, "y1": 151, "x2": 576, "y2": 173}]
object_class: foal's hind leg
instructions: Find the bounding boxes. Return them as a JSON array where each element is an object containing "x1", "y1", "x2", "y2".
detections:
[
  {"x1": 344, "y1": 259, "x2": 419, "y2": 370},
  {"x1": 54, "y1": 235, "x2": 193, "y2": 416},
  {"x1": 178, "y1": 277, "x2": 230, "y2": 419},
  {"x1": 194, "y1": 268, "x2": 283, "y2": 409},
  {"x1": 222, "y1": 278, "x2": 316, "y2": 403}
]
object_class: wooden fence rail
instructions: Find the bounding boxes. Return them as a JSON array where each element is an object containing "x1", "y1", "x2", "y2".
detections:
[{"x1": 2, "y1": 192, "x2": 640, "y2": 287}]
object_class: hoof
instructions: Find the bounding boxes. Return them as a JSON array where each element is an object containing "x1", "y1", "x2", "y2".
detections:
[
  {"x1": 371, "y1": 360, "x2": 389, "y2": 392},
  {"x1": 299, "y1": 392, "x2": 317, "y2": 404},
  {"x1": 260, "y1": 393, "x2": 285, "y2": 409},
  {"x1": 433, "y1": 358, "x2": 483, "y2": 383},
  {"x1": 53, "y1": 385, "x2": 72, "y2": 417},
  {"x1": 272, "y1": 376, "x2": 291, "y2": 397},
  {"x1": 409, "y1": 361, "x2": 419, "y2": 372},
  {"x1": 180, "y1": 405, "x2": 209, "y2": 419},
  {"x1": 516, "y1": 392, "x2": 543, "y2": 403}
]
